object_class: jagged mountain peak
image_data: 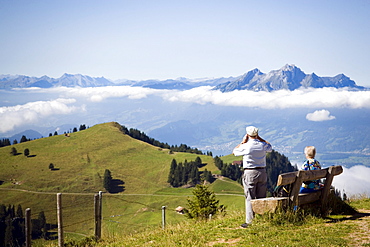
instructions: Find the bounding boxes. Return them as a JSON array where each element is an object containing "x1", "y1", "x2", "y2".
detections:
[
  {"x1": 280, "y1": 64, "x2": 301, "y2": 71},
  {"x1": 214, "y1": 65, "x2": 364, "y2": 92}
]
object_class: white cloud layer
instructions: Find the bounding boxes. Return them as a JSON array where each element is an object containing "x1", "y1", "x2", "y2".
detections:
[
  {"x1": 0, "y1": 98, "x2": 81, "y2": 133},
  {"x1": 55, "y1": 86, "x2": 161, "y2": 102},
  {"x1": 332, "y1": 165, "x2": 370, "y2": 198},
  {"x1": 306, "y1": 109, "x2": 336, "y2": 121},
  {"x1": 162, "y1": 87, "x2": 370, "y2": 109},
  {"x1": 2, "y1": 86, "x2": 370, "y2": 134},
  {"x1": 31, "y1": 86, "x2": 370, "y2": 109}
]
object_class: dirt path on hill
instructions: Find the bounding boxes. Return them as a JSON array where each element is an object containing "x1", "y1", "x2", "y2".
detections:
[
  {"x1": 347, "y1": 209, "x2": 370, "y2": 246},
  {"x1": 0, "y1": 187, "x2": 243, "y2": 197},
  {"x1": 0, "y1": 187, "x2": 188, "y2": 196}
]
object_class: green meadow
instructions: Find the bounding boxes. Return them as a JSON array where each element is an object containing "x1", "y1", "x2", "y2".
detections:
[{"x1": 0, "y1": 122, "x2": 244, "y2": 240}]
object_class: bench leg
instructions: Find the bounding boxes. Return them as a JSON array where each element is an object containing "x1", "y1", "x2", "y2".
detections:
[
  {"x1": 289, "y1": 170, "x2": 304, "y2": 209},
  {"x1": 319, "y1": 166, "x2": 337, "y2": 216}
]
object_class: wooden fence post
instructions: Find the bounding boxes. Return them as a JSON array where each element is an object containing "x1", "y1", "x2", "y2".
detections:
[
  {"x1": 95, "y1": 192, "x2": 102, "y2": 239},
  {"x1": 25, "y1": 208, "x2": 31, "y2": 247},
  {"x1": 99, "y1": 191, "x2": 102, "y2": 238},
  {"x1": 57, "y1": 193, "x2": 64, "y2": 247},
  {"x1": 162, "y1": 206, "x2": 166, "y2": 229}
]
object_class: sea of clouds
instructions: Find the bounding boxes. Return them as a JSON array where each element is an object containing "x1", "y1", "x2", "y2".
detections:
[
  {"x1": 1, "y1": 86, "x2": 370, "y2": 197},
  {"x1": 1, "y1": 86, "x2": 370, "y2": 133}
]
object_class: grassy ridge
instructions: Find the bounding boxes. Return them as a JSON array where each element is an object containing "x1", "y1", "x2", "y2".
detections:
[
  {"x1": 0, "y1": 122, "x2": 218, "y2": 193},
  {"x1": 0, "y1": 122, "x2": 243, "y2": 239}
]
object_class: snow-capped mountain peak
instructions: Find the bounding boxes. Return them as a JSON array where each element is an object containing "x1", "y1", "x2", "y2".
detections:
[{"x1": 214, "y1": 65, "x2": 364, "y2": 92}]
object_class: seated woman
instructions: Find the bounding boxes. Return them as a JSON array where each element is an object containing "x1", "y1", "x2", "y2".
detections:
[{"x1": 300, "y1": 146, "x2": 323, "y2": 193}]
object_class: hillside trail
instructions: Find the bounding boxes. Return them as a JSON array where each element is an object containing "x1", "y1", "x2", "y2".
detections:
[
  {"x1": 0, "y1": 187, "x2": 189, "y2": 197},
  {"x1": 341, "y1": 209, "x2": 370, "y2": 246}
]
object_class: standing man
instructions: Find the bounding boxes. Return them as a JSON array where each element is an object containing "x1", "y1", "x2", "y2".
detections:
[{"x1": 233, "y1": 126, "x2": 272, "y2": 228}]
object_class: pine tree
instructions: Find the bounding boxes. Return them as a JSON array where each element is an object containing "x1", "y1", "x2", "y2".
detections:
[
  {"x1": 195, "y1": 156, "x2": 202, "y2": 167},
  {"x1": 266, "y1": 150, "x2": 296, "y2": 193},
  {"x1": 173, "y1": 163, "x2": 182, "y2": 187},
  {"x1": 20, "y1": 135, "x2": 28, "y2": 143},
  {"x1": 205, "y1": 169, "x2": 214, "y2": 183},
  {"x1": 79, "y1": 124, "x2": 86, "y2": 131},
  {"x1": 0, "y1": 204, "x2": 6, "y2": 247},
  {"x1": 4, "y1": 215, "x2": 14, "y2": 246},
  {"x1": 167, "y1": 159, "x2": 177, "y2": 184},
  {"x1": 16, "y1": 205, "x2": 23, "y2": 218},
  {"x1": 24, "y1": 148, "x2": 30, "y2": 157},
  {"x1": 10, "y1": 147, "x2": 17, "y2": 156},
  {"x1": 214, "y1": 156, "x2": 224, "y2": 170},
  {"x1": 103, "y1": 169, "x2": 112, "y2": 192},
  {"x1": 7, "y1": 205, "x2": 15, "y2": 218},
  {"x1": 186, "y1": 184, "x2": 226, "y2": 220}
]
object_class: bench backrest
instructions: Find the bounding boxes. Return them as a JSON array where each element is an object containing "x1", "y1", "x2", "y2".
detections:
[
  {"x1": 277, "y1": 165, "x2": 343, "y2": 186},
  {"x1": 276, "y1": 165, "x2": 343, "y2": 207}
]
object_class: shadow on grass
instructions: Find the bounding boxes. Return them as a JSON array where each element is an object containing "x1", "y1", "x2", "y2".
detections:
[
  {"x1": 198, "y1": 163, "x2": 207, "y2": 168},
  {"x1": 109, "y1": 179, "x2": 125, "y2": 193},
  {"x1": 325, "y1": 212, "x2": 370, "y2": 223},
  {"x1": 324, "y1": 193, "x2": 368, "y2": 223}
]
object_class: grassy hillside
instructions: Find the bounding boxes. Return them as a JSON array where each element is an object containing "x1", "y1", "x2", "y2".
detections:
[
  {"x1": 2, "y1": 123, "x2": 368, "y2": 246},
  {"x1": 38, "y1": 198, "x2": 370, "y2": 247},
  {"x1": 0, "y1": 122, "x2": 217, "y2": 193},
  {"x1": 0, "y1": 122, "x2": 244, "y2": 239}
]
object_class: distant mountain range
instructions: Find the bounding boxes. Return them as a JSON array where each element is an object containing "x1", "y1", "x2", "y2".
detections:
[
  {"x1": 1, "y1": 65, "x2": 367, "y2": 91},
  {"x1": 215, "y1": 64, "x2": 366, "y2": 92}
]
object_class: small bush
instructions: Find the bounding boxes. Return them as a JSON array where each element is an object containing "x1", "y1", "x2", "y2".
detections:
[{"x1": 185, "y1": 184, "x2": 226, "y2": 220}]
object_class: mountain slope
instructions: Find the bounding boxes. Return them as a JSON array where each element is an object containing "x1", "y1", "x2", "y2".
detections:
[
  {"x1": 0, "y1": 122, "x2": 217, "y2": 194},
  {"x1": 0, "y1": 122, "x2": 243, "y2": 238}
]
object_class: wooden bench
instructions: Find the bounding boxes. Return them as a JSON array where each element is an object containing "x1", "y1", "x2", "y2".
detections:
[{"x1": 251, "y1": 165, "x2": 343, "y2": 214}]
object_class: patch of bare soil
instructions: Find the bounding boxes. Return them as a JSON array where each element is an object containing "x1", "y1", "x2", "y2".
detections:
[
  {"x1": 207, "y1": 238, "x2": 241, "y2": 246},
  {"x1": 347, "y1": 209, "x2": 370, "y2": 246}
]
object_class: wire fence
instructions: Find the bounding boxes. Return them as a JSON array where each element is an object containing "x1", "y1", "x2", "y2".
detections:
[{"x1": 9, "y1": 190, "x2": 182, "y2": 246}]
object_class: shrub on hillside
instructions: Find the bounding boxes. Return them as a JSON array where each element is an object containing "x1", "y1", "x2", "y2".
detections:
[{"x1": 185, "y1": 184, "x2": 226, "y2": 221}]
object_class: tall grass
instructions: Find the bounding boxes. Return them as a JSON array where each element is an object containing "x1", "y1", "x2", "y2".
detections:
[{"x1": 83, "y1": 208, "x2": 354, "y2": 247}]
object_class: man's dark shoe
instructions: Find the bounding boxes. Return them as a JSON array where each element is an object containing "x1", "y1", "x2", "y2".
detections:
[{"x1": 241, "y1": 223, "x2": 249, "y2": 228}]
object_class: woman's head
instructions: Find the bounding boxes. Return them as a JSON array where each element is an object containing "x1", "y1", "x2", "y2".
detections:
[{"x1": 304, "y1": 146, "x2": 316, "y2": 159}]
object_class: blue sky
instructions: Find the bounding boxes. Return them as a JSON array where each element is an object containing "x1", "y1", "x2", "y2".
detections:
[{"x1": 1, "y1": 0, "x2": 369, "y2": 86}]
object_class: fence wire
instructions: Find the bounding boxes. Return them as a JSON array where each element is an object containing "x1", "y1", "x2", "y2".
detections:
[{"x1": 3, "y1": 191, "x2": 175, "y2": 244}]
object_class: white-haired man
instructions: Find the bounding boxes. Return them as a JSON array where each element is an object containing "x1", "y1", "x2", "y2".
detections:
[{"x1": 233, "y1": 126, "x2": 272, "y2": 228}]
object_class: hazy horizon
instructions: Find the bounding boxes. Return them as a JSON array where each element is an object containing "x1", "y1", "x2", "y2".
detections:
[{"x1": 1, "y1": 1, "x2": 369, "y2": 86}]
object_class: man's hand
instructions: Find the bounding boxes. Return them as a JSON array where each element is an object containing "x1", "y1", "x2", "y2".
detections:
[
  {"x1": 241, "y1": 134, "x2": 248, "y2": 144},
  {"x1": 257, "y1": 135, "x2": 270, "y2": 144}
]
